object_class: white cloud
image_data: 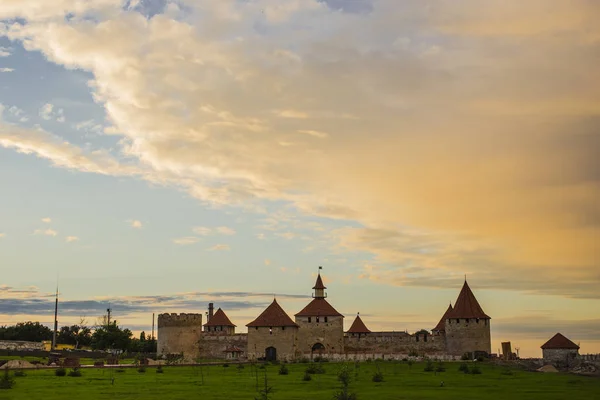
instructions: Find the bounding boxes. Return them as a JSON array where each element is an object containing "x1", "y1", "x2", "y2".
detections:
[
  {"x1": 256, "y1": 233, "x2": 266, "y2": 240},
  {"x1": 264, "y1": 259, "x2": 271, "y2": 266},
  {"x1": 41, "y1": 217, "x2": 52, "y2": 223},
  {"x1": 208, "y1": 244, "x2": 230, "y2": 251},
  {"x1": 129, "y1": 220, "x2": 143, "y2": 229},
  {"x1": 34, "y1": 228, "x2": 58, "y2": 237},
  {"x1": 192, "y1": 226, "x2": 212, "y2": 236},
  {"x1": 0, "y1": 233, "x2": 5, "y2": 238},
  {"x1": 278, "y1": 232, "x2": 296, "y2": 240},
  {"x1": 172, "y1": 236, "x2": 200, "y2": 245},
  {"x1": 216, "y1": 226, "x2": 236, "y2": 235},
  {"x1": 65, "y1": 236, "x2": 79, "y2": 242},
  {"x1": 39, "y1": 103, "x2": 53, "y2": 120},
  {"x1": 0, "y1": 47, "x2": 11, "y2": 57},
  {"x1": 276, "y1": 109, "x2": 309, "y2": 119},
  {"x1": 0, "y1": 68, "x2": 14, "y2": 72},
  {"x1": 297, "y1": 130, "x2": 329, "y2": 138}
]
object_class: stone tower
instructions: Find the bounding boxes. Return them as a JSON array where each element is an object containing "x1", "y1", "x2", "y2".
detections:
[
  {"x1": 157, "y1": 313, "x2": 203, "y2": 359},
  {"x1": 295, "y1": 270, "x2": 344, "y2": 357},
  {"x1": 347, "y1": 313, "x2": 371, "y2": 339},
  {"x1": 246, "y1": 299, "x2": 299, "y2": 361},
  {"x1": 445, "y1": 280, "x2": 491, "y2": 356}
]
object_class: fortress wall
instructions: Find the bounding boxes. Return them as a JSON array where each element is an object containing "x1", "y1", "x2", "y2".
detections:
[
  {"x1": 295, "y1": 316, "x2": 344, "y2": 356},
  {"x1": 198, "y1": 333, "x2": 248, "y2": 359},
  {"x1": 157, "y1": 313, "x2": 203, "y2": 359},
  {"x1": 247, "y1": 326, "x2": 299, "y2": 362},
  {"x1": 445, "y1": 318, "x2": 491, "y2": 356},
  {"x1": 344, "y1": 331, "x2": 446, "y2": 356}
]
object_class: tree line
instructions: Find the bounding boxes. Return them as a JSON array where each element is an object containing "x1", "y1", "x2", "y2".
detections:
[{"x1": 0, "y1": 320, "x2": 156, "y2": 353}]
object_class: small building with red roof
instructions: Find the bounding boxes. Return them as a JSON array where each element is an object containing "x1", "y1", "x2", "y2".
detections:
[
  {"x1": 246, "y1": 299, "x2": 299, "y2": 361},
  {"x1": 347, "y1": 313, "x2": 371, "y2": 339},
  {"x1": 541, "y1": 333, "x2": 580, "y2": 364},
  {"x1": 294, "y1": 270, "x2": 345, "y2": 357},
  {"x1": 203, "y1": 308, "x2": 236, "y2": 335},
  {"x1": 445, "y1": 280, "x2": 492, "y2": 356}
]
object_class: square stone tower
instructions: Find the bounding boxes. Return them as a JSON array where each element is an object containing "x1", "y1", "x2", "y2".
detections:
[{"x1": 444, "y1": 280, "x2": 491, "y2": 357}]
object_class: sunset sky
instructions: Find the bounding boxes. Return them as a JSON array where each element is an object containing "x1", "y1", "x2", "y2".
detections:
[{"x1": 0, "y1": 0, "x2": 598, "y2": 358}]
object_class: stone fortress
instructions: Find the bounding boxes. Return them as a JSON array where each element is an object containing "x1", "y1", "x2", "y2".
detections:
[{"x1": 157, "y1": 271, "x2": 491, "y2": 361}]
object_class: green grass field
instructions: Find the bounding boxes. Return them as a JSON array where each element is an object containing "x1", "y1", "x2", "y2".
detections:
[{"x1": 1, "y1": 361, "x2": 598, "y2": 400}]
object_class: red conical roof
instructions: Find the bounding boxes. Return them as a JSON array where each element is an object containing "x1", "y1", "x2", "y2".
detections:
[
  {"x1": 541, "y1": 333, "x2": 579, "y2": 350},
  {"x1": 433, "y1": 303, "x2": 453, "y2": 332},
  {"x1": 204, "y1": 308, "x2": 236, "y2": 327},
  {"x1": 295, "y1": 298, "x2": 343, "y2": 317},
  {"x1": 313, "y1": 273, "x2": 326, "y2": 290},
  {"x1": 447, "y1": 280, "x2": 490, "y2": 319},
  {"x1": 246, "y1": 299, "x2": 298, "y2": 327},
  {"x1": 347, "y1": 314, "x2": 371, "y2": 334}
]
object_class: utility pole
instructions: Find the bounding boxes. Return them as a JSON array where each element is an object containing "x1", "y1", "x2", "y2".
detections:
[
  {"x1": 51, "y1": 285, "x2": 59, "y2": 351},
  {"x1": 107, "y1": 305, "x2": 112, "y2": 327}
]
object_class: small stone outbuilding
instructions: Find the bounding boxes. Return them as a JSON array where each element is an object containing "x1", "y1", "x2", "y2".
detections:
[{"x1": 541, "y1": 333, "x2": 579, "y2": 365}]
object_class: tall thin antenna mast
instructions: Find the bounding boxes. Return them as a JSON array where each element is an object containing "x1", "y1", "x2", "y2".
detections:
[{"x1": 51, "y1": 284, "x2": 59, "y2": 351}]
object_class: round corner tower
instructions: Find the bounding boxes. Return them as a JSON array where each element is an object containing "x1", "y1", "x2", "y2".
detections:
[
  {"x1": 445, "y1": 280, "x2": 491, "y2": 356},
  {"x1": 157, "y1": 313, "x2": 203, "y2": 359}
]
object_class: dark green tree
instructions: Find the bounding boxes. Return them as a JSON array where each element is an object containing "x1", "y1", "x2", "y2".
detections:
[
  {"x1": 90, "y1": 321, "x2": 133, "y2": 351},
  {"x1": 0, "y1": 322, "x2": 53, "y2": 342}
]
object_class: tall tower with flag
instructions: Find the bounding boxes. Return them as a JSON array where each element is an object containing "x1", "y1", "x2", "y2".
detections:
[{"x1": 294, "y1": 267, "x2": 344, "y2": 357}]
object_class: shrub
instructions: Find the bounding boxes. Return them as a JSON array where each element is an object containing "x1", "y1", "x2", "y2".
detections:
[
  {"x1": 302, "y1": 372, "x2": 312, "y2": 381},
  {"x1": 298, "y1": 357, "x2": 310, "y2": 364},
  {"x1": 13, "y1": 370, "x2": 26, "y2": 377},
  {"x1": 223, "y1": 363, "x2": 230, "y2": 368},
  {"x1": 423, "y1": 360, "x2": 434, "y2": 372},
  {"x1": 501, "y1": 369, "x2": 513, "y2": 376},
  {"x1": 137, "y1": 366, "x2": 147, "y2": 373},
  {"x1": 258, "y1": 364, "x2": 266, "y2": 370},
  {"x1": 407, "y1": 360, "x2": 414, "y2": 369},
  {"x1": 0, "y1": 368, "x2": 15, "y2": 389},
  {"x1": 306, "y1": 363, "x2": 325, "y2": 374},
  {"x1": 237, "y1": 364, "x2": 244, "y2": 371},
  {"x1": 458, "y1": 363, "x2": 469, "y2": 373},
  {"x1": 470, "y1": 366, "x2": 482, "y2": 375},
  {"x1": 372, "y1": 371, "x2": 384, "y2": 382},
  {"x1": 435, "y1": 362, "x2": 446, "y2": 373},
  {"x1": 116, "y1": 368, "x2": 126, "y2": 373},
  {"x1": 156, "y1": 365, "x2": 164, "y2": 374},
  {"x1": 278, "y1": 364, "x2": 289, "y2": 375},
  {"x1": 334, "y1": 366, "x2": 357, "y2": 400},
  {"x1": 68, "y1": 368, "x2": 82, "y2": 377},
  {"x1": 55, "y1": 368, "x2": 67, "y2": 377},
  {"x1": 461, "y1": 353, "x2": 470, "y2": 361}
]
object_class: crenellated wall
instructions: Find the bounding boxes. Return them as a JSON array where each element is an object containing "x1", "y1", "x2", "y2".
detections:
[
  {"x1": 344, "y1": 331, "x2": 446, "y2": 356},
  {"x1": 445, "y1": 318, "x2": 491, "y2": 356},
  {"x1": 198, "y1": 333, "x2": 248, "y2": 359}
]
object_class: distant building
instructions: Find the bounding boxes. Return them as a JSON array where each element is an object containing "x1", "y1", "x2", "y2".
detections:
[
  {"x1": 157, "y1": 272, "x2": 492, "y2": 362},
  {"x1": 541, "y1": 333, "x2": 579, "y2": 364}
]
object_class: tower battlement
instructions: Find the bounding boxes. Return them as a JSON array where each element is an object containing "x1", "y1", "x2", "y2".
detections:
[{"x1": 158, "y1": 313, "x2": 203, "y2": 328}]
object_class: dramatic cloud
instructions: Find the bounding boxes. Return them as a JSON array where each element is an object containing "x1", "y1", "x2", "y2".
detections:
[{"x1": 0, "y1": 0, "x2": 599, "y2": 299}]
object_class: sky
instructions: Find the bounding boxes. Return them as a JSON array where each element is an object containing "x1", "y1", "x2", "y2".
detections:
[{"x1": 0, "y1": 0, "x2": 599, "y2": 358}]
